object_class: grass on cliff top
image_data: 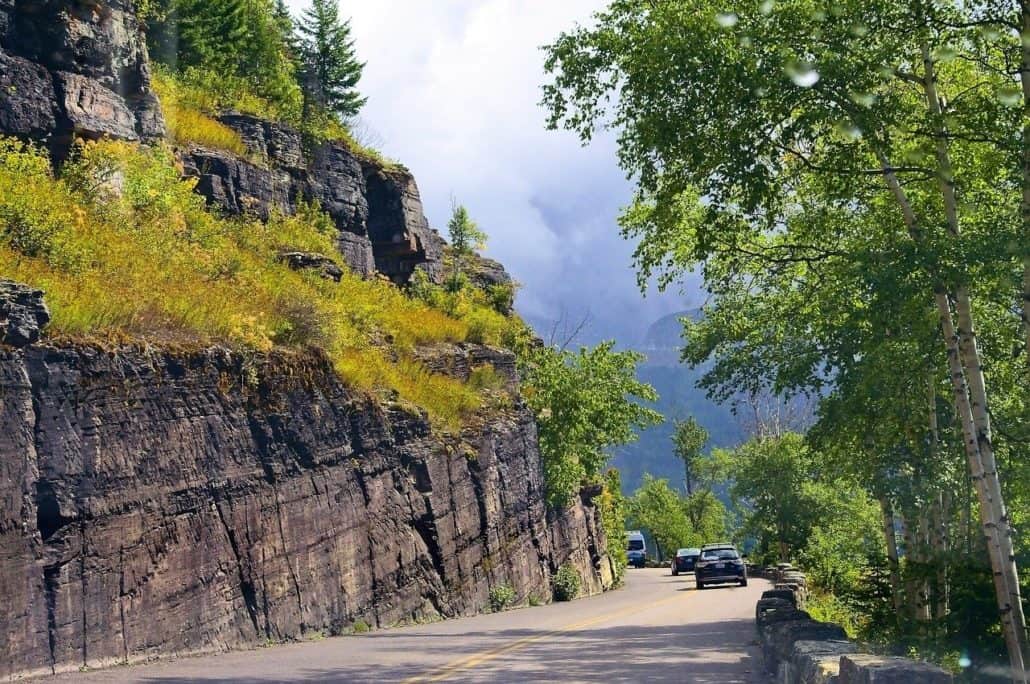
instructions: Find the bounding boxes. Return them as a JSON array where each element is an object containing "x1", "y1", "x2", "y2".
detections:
[
  {"x1": 0, "y1": 136, "x2": 519, "y2": 430},
  {"x1": 151, "y1": 68, "x2": 399, "y2": 168}
]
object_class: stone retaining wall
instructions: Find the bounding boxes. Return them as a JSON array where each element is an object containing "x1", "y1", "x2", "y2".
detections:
[{"x1": 755, "y1": 565, "x2": 953, "y2": 683}]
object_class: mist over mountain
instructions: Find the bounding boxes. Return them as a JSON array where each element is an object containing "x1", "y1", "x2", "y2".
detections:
[{"x1": 610, "y1": 310, "x2": 746, "y2": 493}]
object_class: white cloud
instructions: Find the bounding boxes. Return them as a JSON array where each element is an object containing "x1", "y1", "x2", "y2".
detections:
[{"x1": 287, "y1": 0, "x2": 694, "y2": 343}]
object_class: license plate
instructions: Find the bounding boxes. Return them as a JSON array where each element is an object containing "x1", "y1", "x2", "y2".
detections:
[{"x1": 715, "y1": 563, "x2": 725, "y2": 569}]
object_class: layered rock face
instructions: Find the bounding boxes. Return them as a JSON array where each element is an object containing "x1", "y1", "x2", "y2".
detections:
[
  {"x1": 181, "y1": 114, "x2": 447, "y2": 282},
  {"x1": 0, "y1": 6, "x2": 592, "y2": 680},
  {"x1": 0, "y1": 0, "x2": 164, "y2": 149},
  {"x1": 0, "y1": 343, "x2": 612, "y2": 678}
]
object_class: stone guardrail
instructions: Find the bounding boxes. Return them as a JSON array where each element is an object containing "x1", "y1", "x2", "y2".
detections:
[{"x1": 755, "y1": 564, "x2": 954, "y2": 683}]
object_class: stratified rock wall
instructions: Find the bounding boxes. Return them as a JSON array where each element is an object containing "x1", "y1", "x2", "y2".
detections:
[
  {"x1": 0, "y1": 0, "x2": 164, "y2": 148},
  {"x1": 0, "y1": 344, "x2": 611, "y2": 678},
  {"x1": 180, "y1": 114, "x2": 446, "y2": 282}
]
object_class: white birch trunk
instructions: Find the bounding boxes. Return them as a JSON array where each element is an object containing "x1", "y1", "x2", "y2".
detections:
[
  {"x1": 876, "y1": 133, "x2": 1028, "y2": 678},
  {"x1": 928, "y1": 378, "x2": 949, "y2": 620},
  {"x1": 880, "y1": 496, "x2": 905, "y2": 618},
  {"x1": 920, "y1": 44, "x2": 1028, "y2": 679},
  {"x1": 1020, "y1": 8, "x2": 1030, "y2": 369}
]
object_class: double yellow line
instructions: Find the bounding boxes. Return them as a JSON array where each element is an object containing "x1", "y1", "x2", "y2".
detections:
[{"x1": 402, "y1": 592, "x2": 691, "y2": 683}]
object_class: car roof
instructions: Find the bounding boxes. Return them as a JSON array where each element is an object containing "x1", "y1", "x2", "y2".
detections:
[
  {"x1": 676, "y1": 548, "x2": 701, "y2": 555},
  {"x1": 701, "y1": 542, "x2": 736, "y2": 549}
]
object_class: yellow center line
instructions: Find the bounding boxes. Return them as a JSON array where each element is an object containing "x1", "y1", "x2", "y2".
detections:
[{"x1": 402, "y1": 591, "x2": 692, "y2": 683}]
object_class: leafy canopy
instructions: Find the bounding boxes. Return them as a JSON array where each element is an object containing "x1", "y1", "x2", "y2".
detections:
[{"x1": 521, "y1": 341, "x2": 662, "y2": 505}]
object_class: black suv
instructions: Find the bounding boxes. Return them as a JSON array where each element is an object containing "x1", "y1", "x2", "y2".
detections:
[{"x1": 694, "y1": 544, "x2": 747, "y2": 589}]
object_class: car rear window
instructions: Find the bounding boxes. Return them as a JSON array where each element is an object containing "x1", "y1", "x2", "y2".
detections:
[
  {"x1": 627, "y1": 539, "x2": 644, "y2": 551},
  {"x1": 701, "y1": 549, "x2": 739, "y2": 561}
]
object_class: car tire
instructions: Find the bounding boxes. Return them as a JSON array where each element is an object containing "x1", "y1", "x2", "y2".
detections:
[{"x1": 739, "y1": 578, "x2": 748, "y2": 587}]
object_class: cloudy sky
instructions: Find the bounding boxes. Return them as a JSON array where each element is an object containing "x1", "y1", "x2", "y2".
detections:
[{"x1": 287, "y1": 0, "x2": 702, "y2": 345}]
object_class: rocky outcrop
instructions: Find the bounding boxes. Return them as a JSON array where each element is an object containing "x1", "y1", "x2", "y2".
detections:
[
  {"x1": 277, "y1": 251, "x2": 344, "y2": 283},
  {"x1": 0, "y1": 0, "x2": 164, "y2": 149},
  {"x1": 180, "y1": 114, "x2": 446, "y2": 282},
  {"x1": 413, "y1": 344, "x2": 519, "y2": 388},
  {"x1": 0, "y1": 279, "x2": 50, "y2": 348},
  {"x1": 0, "y1": 342, "x2": 610, "y2": 678}
]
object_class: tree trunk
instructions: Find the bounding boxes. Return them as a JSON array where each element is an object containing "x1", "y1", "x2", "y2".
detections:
[
  {"x1": 937, "y1": 293, "x2": 1028, "y2": 681},
  {"x1": 927, "y1": 377, "x2": 950, "y2": 620},
  {"x1": 875, "y1": 131, "x2": 1028, "y2": 678},
  {"x1": 933, "y1": 489, "x2": 951, "y2": 621},
  {"x1": 1020, "y1": 4, "x2": 1030, "y2": 369},
  {"x1": 881, "y1": 496, "x2": 905, "y2": 619},
  {"x1": 919, "y1": 43, "x2": 1029, "y2": 679}
]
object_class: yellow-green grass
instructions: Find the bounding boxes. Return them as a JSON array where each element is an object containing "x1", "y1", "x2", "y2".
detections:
[
  {"x1": 0, "y1": 137, "x2": 519, "y2": 430},
  {"x1": 151, "y1": 71, "x2": 247, "y2": 155},
  {"x1": 152, "y1": 67, "x2": 399, "y2": 168}
]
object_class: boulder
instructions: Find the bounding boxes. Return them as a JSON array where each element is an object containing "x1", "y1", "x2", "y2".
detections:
[
  {"x1": 764, "y1": 619, "x2": 848, "y2": 673},
  {"x1": 184, "y1": 115, "x2": 448, "y2": 284},
  {"x1": 763, "y1": 588, "x2": 799, "y2": 606},
  {"x1": 0, "y1": 280, "x2": 49, "y2": 348},
  {"x1": 783, "y1": 640, "x2": 860, "y2": 684},
  {"x1": 761, "y1": 608, "x2": 812, "y2": 628},
  {"x1": 757, "y1": 597, "x2": 795, "y2": 625},
  {"x1": 360, "y1": 160, "x2": 445, "y2": 284},
  {"x1": 838, "y1": 654, "x2": 953, "y2": 683},
  {"x1": 277, "y1": 252, "x2": 344, "y2": 282}
]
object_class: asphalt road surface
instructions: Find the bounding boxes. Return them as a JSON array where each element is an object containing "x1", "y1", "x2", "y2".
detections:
[{"x1": 62, "y1": 569, "x2": 770, "y2": 683}]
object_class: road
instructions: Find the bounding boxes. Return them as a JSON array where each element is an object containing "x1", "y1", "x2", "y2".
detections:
[{"x1": 64, "y1": 569, "x2": 769, "y2": 683}]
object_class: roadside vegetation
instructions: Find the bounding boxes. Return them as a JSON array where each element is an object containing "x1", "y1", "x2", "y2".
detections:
[
  {"x1": 0, "y1": 137, "x2": 518, "y2": 430},
  {"x1": 545, "y1": 0, "x2": 1030, "y2": 676}
]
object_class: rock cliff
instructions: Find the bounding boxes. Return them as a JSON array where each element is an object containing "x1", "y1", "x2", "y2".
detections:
[
  {"x1": 180, "y1": 114, "x2": 448, "y2": 282},
  {"x1": 0, "y1": 0, "x2": 450, "y2": 283},
  {"x1": 0, "y1": 341, "x2": 612, "y2": 679},
  {"x1": 0, "y1": 3, "x2": 611, "y2": 679},
  {"x1": 0, "y1": 0, "x2": 164, "y2": 150}
]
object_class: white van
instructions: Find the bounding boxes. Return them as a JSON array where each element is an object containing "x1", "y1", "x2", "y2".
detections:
[{"x1": 626, "y1": 530, "x2": 647, "y2": 568}]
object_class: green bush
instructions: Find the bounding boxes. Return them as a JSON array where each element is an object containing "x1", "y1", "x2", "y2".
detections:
[
  {"x1": 552, "y1": 563, "x2": 582, "y2": 602},
  {"x1": 350, "y1": 619, "x2": 370, "y2": 634},
  {"x1": 599, "y1": 469, "x2": 628, "y2": 586},
  {"x1": 488, "y1": 583, "x2": 517, "y2": 612}
]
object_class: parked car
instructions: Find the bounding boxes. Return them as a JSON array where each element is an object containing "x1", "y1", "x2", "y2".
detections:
[
  {"x1": 694, "y1": 544, "x2": 747, "y2": 588},
  {"x1": 671, "y1": 548, "x2": 701, "y2": 576},
  {"x1": 626, "y1": 531, "x2": 647, "y2": 568}
]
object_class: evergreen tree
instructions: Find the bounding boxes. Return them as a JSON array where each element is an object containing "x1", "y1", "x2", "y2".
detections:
[
  {"x1": 446, "y1": 202, "x2": 487, "y2": 291},
  {"x1": 272, "y1": 0, "x2": 300, "y2": 63},
  {"x1": 297, "y1": 0, "x2": 367, "y2": 119}
]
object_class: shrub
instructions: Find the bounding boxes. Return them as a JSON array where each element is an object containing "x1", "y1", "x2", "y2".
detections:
[
  {"x1": 552, "y1": 564, "x2": 582, "y2": 602},
  {"x1": 350, "y1": 619, "x2": 370, "y2": 634},
  {"x1": 488, "y1": 583, "x2": 517, "y2": 612},
  {"x1": 599, "y1": 469, "x2": 629, "y2": 586}
]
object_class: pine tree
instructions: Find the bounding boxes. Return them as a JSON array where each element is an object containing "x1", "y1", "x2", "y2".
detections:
[
  {"x1": 297, "y1": 0, "x2": 367, "y2": 119},
  {"x1": 272, "y1": 0, "x2": 299, "y2": 61}
]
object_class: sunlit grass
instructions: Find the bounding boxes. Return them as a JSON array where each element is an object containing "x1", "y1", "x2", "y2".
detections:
[
  {"x1": 152, "y1": 71, "x2": 247, "y2": 155},
  {"x1": 0, "y1": 137, "x2": 522, "y2": 430}
]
